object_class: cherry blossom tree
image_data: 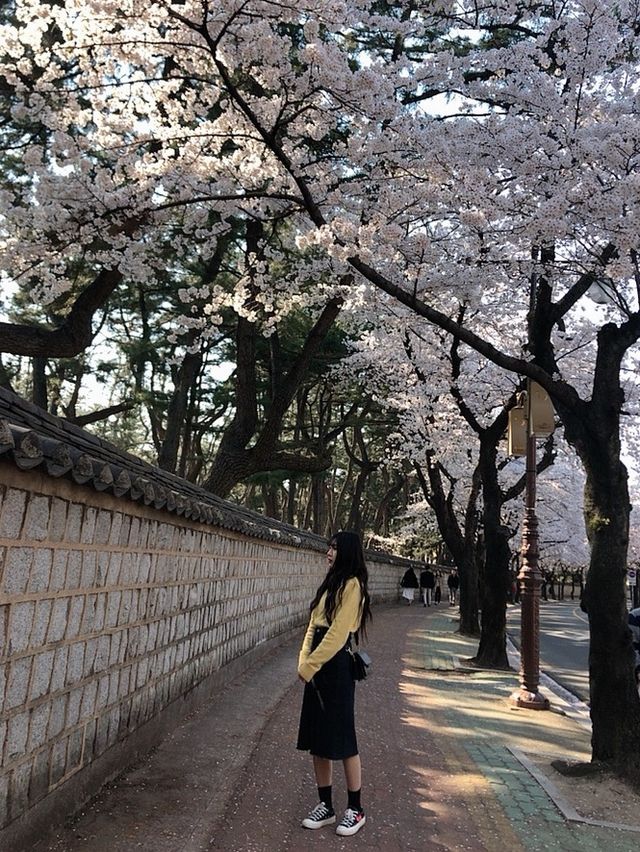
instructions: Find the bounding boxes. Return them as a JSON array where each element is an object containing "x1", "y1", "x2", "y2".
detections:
[
  {"x1": 342, "y1": 309, "x2": 560, "y2": 661},
  {"x1": 2, "y1": 0, "x2": 640, "y2": 777}
]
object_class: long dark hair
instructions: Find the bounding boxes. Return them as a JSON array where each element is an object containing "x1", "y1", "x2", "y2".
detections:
[{"x1": 310, "y1": 531, "x2": 372, "y2": 635}]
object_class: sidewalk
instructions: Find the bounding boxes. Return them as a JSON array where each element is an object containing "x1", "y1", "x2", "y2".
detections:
[{"x1": 33, "y1": 604, "x2": 639, "y2": 852}]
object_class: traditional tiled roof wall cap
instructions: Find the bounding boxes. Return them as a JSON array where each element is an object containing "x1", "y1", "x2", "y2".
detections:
[
  {"x1": 0, "y1": 387, "x2": 417, "y2": 566},
  {"x1": 0, "y1": 386, "x2": 314, "y2": 546}
]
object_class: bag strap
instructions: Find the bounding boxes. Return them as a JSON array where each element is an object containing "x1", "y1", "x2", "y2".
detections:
[{"x1": 349, "y1": 630, "x2": 361, "y2": 649}]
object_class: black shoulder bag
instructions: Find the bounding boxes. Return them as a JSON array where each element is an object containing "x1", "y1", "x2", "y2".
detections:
[{"x1": 348, "y1": 633, "x2": 372, "y2": 681}]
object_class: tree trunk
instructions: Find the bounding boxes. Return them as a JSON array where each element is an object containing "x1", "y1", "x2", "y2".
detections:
[
  {"x1": 333, "y1": 457, "x2": 354, "y2": 529},
  {"x1": 472, "y1": 437, "x2": 511, "y2": 668},
  {"x1": 573, "y1": 434, "x2": 640, "y2": 778},
  {"x1": 457, "y1": 551, "x2": 481, "y2": 637},
  {"x1": 204, "y1": 296, "x2": 341, "y2": 497},
  {"x1": 32, "y1": 356, "x2": 48, "y2": 409},
  {"x1": 416, "y1": 459, "x2": 480, "y2": 636},
  {"x1": 347, "y1": 467, "x2": 372, "y2": 538},
  {"x1": 177, "y1": 368, "x2": 200, "y2": 479},
  {"x1": 554, "y1": 319, "x2": 640, "y2": 781},
  {"x1": 205, "y1": 450, "x2": 256, "y2": 498},
  {"x1": 372, "y1": 475, "x2": 405, "y2": 537},
  {"x1": 310, "y1": 474, "x2": 327, "y2": 535},
  {"x1": 261, "y1": 483, "x2": 279, "y2": 520},
  {"x1": 286, "y1": 479, "x2": 297, "y2": 526},
  {"x1": 158, "y1": 350, "x2": 202, "y2": 473}
]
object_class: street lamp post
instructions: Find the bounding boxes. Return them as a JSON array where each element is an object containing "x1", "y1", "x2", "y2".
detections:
[{"x1": 509, "y1": 383, "x2": 550, "y2": 710}]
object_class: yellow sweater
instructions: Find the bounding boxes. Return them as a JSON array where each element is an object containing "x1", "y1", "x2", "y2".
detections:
[{"x1": 298, "y1": 577, "x2": 363, "y2": 682}]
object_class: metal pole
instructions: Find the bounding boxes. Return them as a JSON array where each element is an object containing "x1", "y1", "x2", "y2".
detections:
[{"x1": 511, "y1": 387, "x2": 549, "y2": 710}]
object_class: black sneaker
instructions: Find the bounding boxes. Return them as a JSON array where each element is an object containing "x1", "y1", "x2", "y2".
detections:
[
  {"x1": 336, "y1": 807, "x2": 366, "y2": 836},
  {"x1": 301, "y1": 801, "x2": 336, "y2": 829}
]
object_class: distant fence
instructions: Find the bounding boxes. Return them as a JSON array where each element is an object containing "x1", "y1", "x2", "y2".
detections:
[{"x1": 0, "y1": 389, "x2": 416, "y2": 849}]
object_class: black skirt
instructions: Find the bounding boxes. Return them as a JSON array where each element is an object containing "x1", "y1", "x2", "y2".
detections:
[{"x1": 296, "y1": 627, "x2": 358, "y2": 760}]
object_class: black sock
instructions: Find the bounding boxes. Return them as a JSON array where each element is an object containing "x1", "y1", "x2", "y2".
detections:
[
  {"x1": 318, "y1": 785, "x2": 333, "y2": 811},
  {"x1": 347, "y1": 788, "x2": 362, "y2": 812}
]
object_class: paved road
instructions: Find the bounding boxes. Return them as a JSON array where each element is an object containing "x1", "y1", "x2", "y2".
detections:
[
  {"x1": 27, "y1": 605, "x2": 640, "y2": 852},
  {"x1": 507, "y1": 599, "x2": 590, "y2": 702}
]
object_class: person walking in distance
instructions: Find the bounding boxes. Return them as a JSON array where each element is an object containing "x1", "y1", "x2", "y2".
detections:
[
  {"x1": 574, "y1": 568, "x2": 584, "y2": 601},
  {"x1": 447, "y1": 569, "x2": 460, "y2": 605},
  {"x1": 558, "y1": 567, "x2": 567, "y2": 600},
  {"x1": 547, "y1": 567, "x2": 556, "y2": 600},
  {"x1": 420, "y1": 566, "x2": 436, "y2": 607},
  {"x1": 400, "y1": 566, "x2": 419, "y2": 604},
  {"x1": 434, "y1": 572, "x2": 442, "y2": 605},
  {"x1": 297, "y1": 531, "x2": 372, "y2": 837}
]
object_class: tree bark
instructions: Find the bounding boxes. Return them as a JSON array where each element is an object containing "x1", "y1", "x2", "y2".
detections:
[
  {"x1": 204, "y1": 296, "x2": 341, "y2": 497},
  {"x1": 32, "y1": 356, "x2": 48, "y2": 409},
  {"x1": 371, "y1": 474, "x2": 405, "y2": 537},
  {"x1": 581, "y1": 450, "x2": 640, "y2": 774},
  {"x1": 286, "y1": 479, "x2": 297, "y2": 526},
  {"x1": 416, "y1": 458, "x2": 481, "y2": 636},
  {"x1": 377, "y1": 256, "x2": 640, "y2": 771},
  {"x1": 0, "y1": 269, "x2": 122, "y2": 356},
  {"x1": 472, "y1": 434, "x2": 512, "y2": 668},
  {"x1": 560, "y1": 412, "x2": 640, "y2": 775},
  {"x1": 309, "y1": 474, "x2": 327, "y2": 535},
  {"x1": 447, "y1": 326, "x2": 514, "y2": 665},
  {"x1": 343, "y1": 420, "x2": 378, "y2": 539},
  {"x1": 157, "y1": 350, "x2": 202, "y2": 473},
  {"x1": 73, "y1": 402, "x2": 135, "y2": 426},
  {"x1": 547, "y1": 318, "x2": 640, "y2": 781},
  {"x1": 261, "y1": 482, "x2": 280, "y2": 520},
  {"x1": 346, "y1": 468, "x2": 369, "y2": 538}
]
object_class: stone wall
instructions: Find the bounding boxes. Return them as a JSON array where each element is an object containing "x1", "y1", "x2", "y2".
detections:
[{"x1": 0, "y1": 393, "x2": 410, "y2": 849}]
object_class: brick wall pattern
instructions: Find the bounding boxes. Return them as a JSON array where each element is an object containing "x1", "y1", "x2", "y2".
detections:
[{"x1": 0, "y1": 476, "x2": 405, "y2": 833}]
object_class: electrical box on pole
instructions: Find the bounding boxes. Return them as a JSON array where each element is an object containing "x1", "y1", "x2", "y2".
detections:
[
  {"x1": 508, "y1": 405, "x2": 527, "y2": 456},
  {"x1": 529, "y1": 381, "x2": 555, "y2": 437}
]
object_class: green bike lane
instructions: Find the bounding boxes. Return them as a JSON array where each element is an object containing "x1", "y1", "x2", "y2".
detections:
[{"x1": 412, "y1": 607, "x2": 639, "y2": 852}]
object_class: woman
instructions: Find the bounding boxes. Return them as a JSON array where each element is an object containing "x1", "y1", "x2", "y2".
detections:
[
  {"x1": 400, "y1": 566, "x2": 419, "y2": 604},
  {"x1": 296, "y1": 531, "x2": 372, "y2": 837}
]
